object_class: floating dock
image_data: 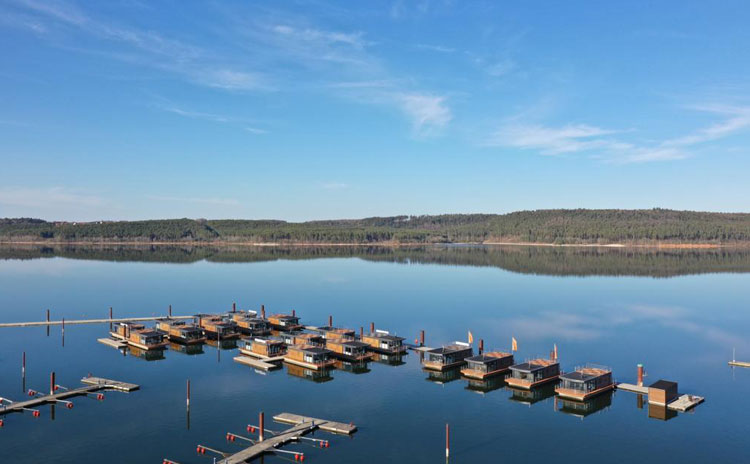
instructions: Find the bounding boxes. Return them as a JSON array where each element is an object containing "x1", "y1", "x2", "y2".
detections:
[
  {"x1": 273, "y1": 412, "x2": 357, "y2": 434},
  {"x1": 233, "y1": 355, "x2": 283, "y2": 371},
  {"x1": 97, "y1": 337, "x2": 128, "y2": 349},
  {"x1": 729, "y1": 360, "x2": 750, "y2": 368},
  {"x1": 0, "y1": 316, "x2": 193, "y2": 328},
  {"x1": 616, "y1": 382, "x2": 648, "y2": 394}
]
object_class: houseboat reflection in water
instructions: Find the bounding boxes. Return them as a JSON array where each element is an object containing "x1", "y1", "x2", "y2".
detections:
[
  {"x1": 127, "y1": 345, "x2": 166, "y2": 361},
  {"x1": 556, "y1": 390, "x2": 613, "y2": 419},
  {"x1": 508, "y1": 382, "x2": 557, "y2": 405},
  {"x1": 206, "y1": 337, "x2": 238, "y2": 350},
  {"x1": 425, "y1": 367, "x2": 462, "y2": 385},
  {"x1": 370, "y1": 353, "x2": 406, "y2": 366},
  {"x1": 169, "y1": 341, "x2": 205, "y2": 356},
  {"x1": 465, "y1": 376, "x2": 506, "y2": 394},
  {"x1": 648, "y1": 403, "x2": 678, "y2": 421},
  {"x1": 333, "y1": 359, "x2": 371, "y2": 374},
  {"x1": 285, "y1": 363, "x2": 334, "y2": 383}
]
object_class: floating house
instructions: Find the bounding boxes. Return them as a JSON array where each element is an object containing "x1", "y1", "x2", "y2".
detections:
[
  {"x1": 506, "y1": 358, "x2": 560, "y2": 389},
  {"x1": 361, "y1": 330, "x2": 407, "y2": 354},
  {"x1": 111, "y1": 322, "x2": 168, "y2": 350},
  {"x1": 267, "y1": 313, "x2": 303, "y2": 332},
  {"x1": 422, "y1": 342, "x2": 474, "y2": 371},
  {"x1": 319, "y1": 326, "x2": 356, "y2": 340},
  {"x1": 239, "y1": 338, "x2": 287, "y2": 359},
  {"x1": 154, "y1": 319, "x2": 205, "y2": 344},
  {"x1": 284, "y1": 345, "x2": 337, "y2": 370},
  {"x1": 233, "y1": 316, "x2": 271, "y2": 336},
  {"x1": 228, "y1": 310, "x2": 258, "y2": 320},
  {"x1": 648, "y1": 380, "x2": 679, "y2": 406},
  {"x1": 325, "y1": 338, "x2": 372, "y2": 362},
  {"x1": 281, "y1": 332, "x2": 326, "y2": 347},
  {"x1": 555, "y1": 365, "x2": 614, "y2": 401},
  {"x1": 460, "y1": 351, "x2": 514, "y2": 379},
  {"x1": 197, "y1": 314, "x2": 240, "y2": 340}
]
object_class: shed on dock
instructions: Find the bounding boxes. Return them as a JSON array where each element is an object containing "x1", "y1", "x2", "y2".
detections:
[
  {"x1": 555, "y1": 365, "x2": 614, "y2": 401},
  {"x1": 361, "y1": 330, "x2": 406, "y2": 354},
  {"x1": 460, "y1": 351, "x2": 514, "y2": 379},
  {"x1": 506, "y1": 358, "x2": 560, "y2": 389},
  {"x1": 648, "y1": 380, "x2": 678, "y2": 406},
  {"x1": 422, "y1": 342, "x2": 473, "y2": 371}
]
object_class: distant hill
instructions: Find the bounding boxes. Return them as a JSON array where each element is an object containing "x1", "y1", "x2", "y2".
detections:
[{"x1": 2, "y1": 209, "x2": 750, "y2": 245}]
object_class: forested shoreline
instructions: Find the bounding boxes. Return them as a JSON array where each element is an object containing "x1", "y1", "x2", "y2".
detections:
[{"x1": 2, "y1": 209, "x2": 750, "y2": 245}]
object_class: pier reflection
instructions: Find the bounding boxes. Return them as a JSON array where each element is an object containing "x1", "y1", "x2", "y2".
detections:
[
  {"x1": 286, "y1": 364, "x2": 334, "y2": 383},
  {"x1": 556, "y1": 391, "x2": 613, "y2": 419},
  {"x1": 508, "y1": 383, "x2": 556, "y2": 405}
]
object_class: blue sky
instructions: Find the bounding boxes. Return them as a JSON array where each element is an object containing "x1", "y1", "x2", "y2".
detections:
[{"x1": 1, "y1": 0, "x2": 749, "y2": 221}]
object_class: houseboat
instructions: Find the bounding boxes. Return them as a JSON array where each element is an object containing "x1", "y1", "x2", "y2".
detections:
[
  {"x1": 281, "y1": 332, "x2": 325, "y2": 347},
  {"x1": 506, "y1": 358, "x2": 560, "y2": 389},
  {"x1": 422, "y1": 342, "x2": 473, "y2": 371},
  {"x1": 460, "y1": 351, "x2": 514, "y2": 379},
  {"x1": 361, "y1": 330, "x2": 407, "y2": 354},
  {"x1": 267, "y1": 313, "x2": 303, "y2": 332},
  {"x1": 284, "y1": 345, "x2": 337, "y2": 370},
  {"x1": 110, "y1": 322, "x2": 168, "y2": 350},
  {"x1": 228, "y1": 310, "x2": 258, "y2": 320},
  {"x1": 325, "y1": 338, "x2": 372, "y2": 362},
  {"x1": 197, "y1": 314, "x2": 240, "y2": 340},
  {"x1": 555, "y1": 365, "x2": 614, "y2": 401},
  {"x1": 233, "y1": 316, "x2": 271, "y2": 336},
  {"x1": 155, "y1": 319, "x2": 205, "y2": 344},
  {"x1": 319, "y1": 326, "x2": 356, "y2": 340},
  {"x1": 238, "y1": 338, "x2": 287, "y2": 359}
]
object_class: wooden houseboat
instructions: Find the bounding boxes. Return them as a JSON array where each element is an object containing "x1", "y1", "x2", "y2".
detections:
[
  {"x1": 422, "y1": 342, "x2": 473, "y2": 371},
  {"x1": 284, "y1": 345, "x2": 336, "y2": 370},
  {"x1": 197, "y1": 314, "x2": 240, "y2": 340},
  {"x1": 233, "y1": 316, "x2": 271, "y2": 336},
  {"x1": 155, "y1": 319, "x2": 205, "y2": 344},
  {"x1": 361, "y1": 330, "x2": 407, "y2": 354},
  {"x1": 267, "y1": 313, "x2": 303, "y2": 331},
  {"x1": 111, "y1": 322, "x2": 168, "y2": 350},
  {"x1": 228, "y1": 310, "x2": 258, "y2": 321},
  {"x1": 319, "y1": 326, "x2": 356, "y2": 340},
  {"x1": 325, "y1": 338, "x2": 372, "y2": 362},
  {"x1": 281, "y1": 332, "x2": 326, "y2": 347},
  {"x1": 506, "y1": 358, "x2": 560, "y2": 389},
  {"x1": 238, "y1": 338, "x2": 287, "y2": 359},
  {"x1": 555, "y1": 365, "x2": 614, "y2": 401},
  {"x1": 460, "y1": 351, "x2": 514, "y2": 379}
]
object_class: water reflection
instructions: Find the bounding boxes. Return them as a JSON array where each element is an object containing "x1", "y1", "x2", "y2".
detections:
[
  {"x1": 285, "y1": 364, "x2": 334, "y2": 383},
  {"x1": 334, "y1": 360, "x2": 371, "y2": 375},
  {"x1": 648, "y1": 403, "x2": 678, "y2": 421},
  {"x1": 169, "y1": 342, "x2": 205, "y2": 356},
  {"x1": 127, "y1": 346, "x2": 166, "y2": 361},
  {"x1": 370, "y1": 353, "x2": 407, "y2": 366},
  {"x1": 508, "y1": 383, "x2": 557, "y2": 405},
  {"x1": 556, "y1": 391, "x2": 613, "y2": 419},
  {"x1": 464, "y1": 376, "x2": 506, "y2": 394},
  {"x1": 425, "y1": 367, "x2": 461, "y2": 385}
]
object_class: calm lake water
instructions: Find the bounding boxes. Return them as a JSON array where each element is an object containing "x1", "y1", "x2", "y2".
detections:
[{"x1": 1, "y1": 245, "x2": 749, "y2": 463}]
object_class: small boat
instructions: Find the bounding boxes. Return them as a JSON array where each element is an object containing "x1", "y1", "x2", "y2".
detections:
[
  {"x1": 238, "y1": 338, "x2": 287, "y2": 359},
  {"x1": 284, "y1": 344, "x2": 337, "y2": 370},
  {"x1": 325, "y1": 338, "x2": 372, "y2": 362},
  {"x1": 360, "y1": 330, "x2": 407, "y2": 355},
  {"x1": 461, "y1": 351, "x2": 514, "y2": 379},
  {"x1": 281, "y1": 332, "x2": 326, "y2": 347},
  {"x1": 196, "y1": 314, "x2": 240, "y2": 340},
  {"x1": 110, "y1": 322, "x2": 168, "y2": 350},
  {"x1": 555, "y1": 365, "x2": 614, "y2": 401},
  {"x1": 267, "y1": 313, "x2": 303, "y2": 332},
  {"x1": 506, "y1": 358, "x2": 560, "y2": 389},
  {"x1": 422, "y1": 342, "x2": 473, "y2": 371},
  {"x1": 154, "y1": 319, "x2": 205, "y2": 344}
]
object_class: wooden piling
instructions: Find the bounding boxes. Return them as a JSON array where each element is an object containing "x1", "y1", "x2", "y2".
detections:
[
  {"x1": 445, "y1": 423, "x2": 450, "y2": 459},
  {"x1": 479, "y1": 339, "x2": 484, "y2": 355},
  {"x1": 637, "y1": 364, "x2": 644, "y2": 387},
  {"x1": 169, "y1": 305, "x2": 172, "y2": 317},
  {"x1": 420, "y1": 330, "x2": 425, "y2": 346},
  {"x1": 261, "y1": 305, "x2": 266, "y2": 319},
  {"x1": 186, "y1": 379, "x2": 191, "y2": 410},
  {"x1": 50, "y1": 371, "x2": 55, "y2": 395},
  {"x1": 360, "y1": 326, "x2": 364, "y2": 339},
  {"x1": 259, "y1": 411, "x2": 265, "y2": 442},
  {"x1": 328, "y1": 315, "x2": 333, "y2": 327},
  {"x1": 370, "y1": 322, "x2": 375, "y2": 333},
  {"x1": 232, "y1": 302, "x2": 236, "y2": 313}
]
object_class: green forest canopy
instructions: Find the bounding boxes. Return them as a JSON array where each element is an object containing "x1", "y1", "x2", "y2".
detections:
[{"x1": 2, "y1": 209, "x2": 750, "y2": 244}]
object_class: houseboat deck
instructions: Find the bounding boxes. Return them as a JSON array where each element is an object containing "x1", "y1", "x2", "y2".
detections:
[
  {"x1": 422, "y1": 342, "x2": 473, "y2": 371},
  {"x1": 460, "y1": 351, "x2": 514, "y2": 379},
  {"x1": 284, "y1": 345, "x2": 337, "y2": 370},
  {"x1": 361, "y1": 330, "x2": 407, "y2": 355},
  {"x1": 555, "y1": 366, "x2": 614, "y2": 401},
  {"x1": 506, "y1": 358, "x2": 560, "y2": 389}
]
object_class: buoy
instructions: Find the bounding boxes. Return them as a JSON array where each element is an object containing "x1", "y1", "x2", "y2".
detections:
[
  {"x1": 300, "y1": 455, "x2": 305, "y2": 462},
  {"x1": 66, "y1": 403, "x2": 73, "y2": 409},
  {"x1": 196, "y1": 447, "x2": 201, "y2": 454},
  {"x1": 32, "y1": 410, "x2": 40, "y2": 417},
  {"x1": 0, "y1": 419, "x2": 4, "y2": 427},
  {"x1": 294, "y1": 454, "x2": 299, "y2": 461}
]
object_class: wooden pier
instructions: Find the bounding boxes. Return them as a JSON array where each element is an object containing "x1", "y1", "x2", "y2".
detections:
[
  {"x1": 729, "y1": 360, "x2": 750, "y2": 368},
  {"x1": 273, "y1": 412, "x2": 357, "y2": 434},
  {"x1": 616, "y1": 382, "x2": 648, "y2": 394},
  {"x1": 97, "y1": 337, "x2": 128, "y2": 349},
  {"x1": 233, "y1": 355, "x2": 284, "y2": 371},
  {"x1": 1, "y1": 376, "x2": 138, "y2": 416},
  {"x1": 0, "y1": 316, "x2": 193, "y2": 328}
]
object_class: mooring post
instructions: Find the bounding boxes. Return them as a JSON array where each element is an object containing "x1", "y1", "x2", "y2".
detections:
[
  {"x1": 259, "y1": 411, "x2": 265, "y2": 442},
  {"x1": 291, "y1": 308, "x2": 295, "y2": 317},
  {"x1": 186, "y1": 379, "x2": 190, "y2": 410},
  {"x1": 169, "y1": 304, "x2": 172, "y2": 318},
  {"x1": 637, "y1": 364, "x2": 644, "y2": 387},
  {"x1": 261, "y1": 305, "x2": 266, "y2": 319},
  {"x1": 445, "y1": 423, "x2": 450, "y2": 459},
  {"x1": 328, "y1": 315, "x2": 333, "y2": 327},
  {"x1": 22, "y1": 351, "x2": 26, "y2": 389},
  {"x1": 420, "y1": 330, "x2": 425, "y2": 346},
  {"x1": 50, "y1": 371, "x2": 55, "y2": 395},
  {"x1": 46, "y1": 309, "x2": 50, "y2": 337},
  {"x1": 479, "y1": 339, "x2": 484, "y2": 355},
  {"x1": 360, "y1": 326, "x2": 364, "y2": 339},
  {"x1": 370, "y1": 322, "x2": 375, "y2": 333},
  {"x1": 232, "y1": 302, "x2": 236, "y2": 313}
]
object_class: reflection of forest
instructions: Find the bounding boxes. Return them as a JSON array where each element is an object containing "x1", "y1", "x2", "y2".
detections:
[{"x1": 2, "y1": 244, "x2": 750, "y2": 278}]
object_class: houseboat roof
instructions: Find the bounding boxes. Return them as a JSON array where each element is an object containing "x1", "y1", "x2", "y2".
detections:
[
  {"x1": 118, "y1": 322, "x2": 146, "y2": 329},
  {"x1": 137, "y1": 330, "x2": 163, "y2": 337},
  {"x1": 649, "y1": 380, "x2": 677, "y2": 390},
  {"x1": 466, "y1": 352, "x2": 512, "y2": 363},
  {"x1": 511, "y1": 358, "x2": 558, "y2": 372},
  {"x1": 269, "y1": 313, "x2": 299, "y2": 320},
  {"x1": 367, "y1": 331, "x2": 404, "y2": 341},
  {"x1": 157, "y1": 318, "x2": 187, "y2": 326},
  {"x1": 428, "y1": 342, "x2": 472, "y2": 355},
  {"x1": 289, "y1": 345, "x2": 330, "y2": 355},
  {"x1": 560, "y1": 366, "x2": 611, "y2": 382},
  {"x1": 329, "y1": 339, "x2": 369, "y2": 348},
  {"x1": 253, "y1": 337, "x2": 284, "y2": 345}
]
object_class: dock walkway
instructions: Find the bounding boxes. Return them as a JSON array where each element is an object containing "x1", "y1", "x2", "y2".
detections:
[
  {"x1": 1, "y1": 376, "x2": 138, "y2": 415},
  {"x1": 729, "y1": 360, "x2": 750, "y2": 368},
  {"x1": 0, "y1": 316, "x2": 193, "y2": 328}
]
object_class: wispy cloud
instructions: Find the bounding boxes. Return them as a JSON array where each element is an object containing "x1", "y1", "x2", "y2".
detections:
[
  {"x1": 398, "y1": 93, "x2": 452, "y2": 134},
  {"x1": 0, "y1": 186, "x2": 103, "y2": 209},
  {"x1": 414, "y1": 43, "x2": 456, "y2": 53},
  {"x1": 487, "y1": 105, "x2": 750, "y2": 163},
  {"x1": 152, "y1": 100, "x2": 268, "y2": 134}
]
